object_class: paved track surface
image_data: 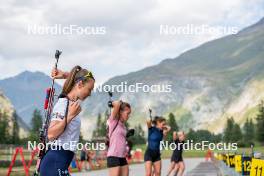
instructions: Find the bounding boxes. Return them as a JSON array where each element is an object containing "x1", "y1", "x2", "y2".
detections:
[
  {"x1": 73, "y1": 158, "x2": 206, "y2": 176},
  {"x1": 186, "y1": 161, "x2": 222, "y2": 176}
]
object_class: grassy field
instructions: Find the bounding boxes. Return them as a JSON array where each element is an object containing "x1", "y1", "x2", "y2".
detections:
[{"x1": 133, "y1": 144, "x2": 264, "y2": 158}]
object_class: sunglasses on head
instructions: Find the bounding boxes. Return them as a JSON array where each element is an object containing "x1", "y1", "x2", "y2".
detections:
[
  {"x1": 84, "y1": 71, "x2": 95, "y2": 80},
  {"x1": 75, "y1": 71, "x2": 95, "y2": 83}
]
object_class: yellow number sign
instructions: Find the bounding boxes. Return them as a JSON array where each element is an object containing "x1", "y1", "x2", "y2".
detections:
[
  {"x1": 250, "y1": 158, "x2": 264, "y2": 176},
  {"x1": 235, "y1": 155, "x2": 242, "y2": 172},
  {"x1": 223, "y1": 154, "x2": 227, "y2": 164},
  {"x1": 240, "y1": 156, "x2": 252, "y2": 175},
  {"x1": 226, "y1": 154, "x2": 235, "y2": 167}
]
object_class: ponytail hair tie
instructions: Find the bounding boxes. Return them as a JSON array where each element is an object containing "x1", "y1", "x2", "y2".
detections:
[{"x1": 76, "y1": 66, "x2": 82, "y2": 72}]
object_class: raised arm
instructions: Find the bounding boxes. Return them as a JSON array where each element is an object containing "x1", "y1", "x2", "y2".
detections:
[
  {"x1": 146, "y1": 120, "x2": 152, "y2": 129},
  {"x1": 110, "y1": 100, "x2": 122, "y2": 119},
  {"x1": 51, "y1": 68, "x2": 70, "y2": 79},
  {"x1": 173, "y1": 131, "x2": 178, "y2": 141},
  {"x1": 163, "y1": 125, "x2": 171, "y2": 137}
]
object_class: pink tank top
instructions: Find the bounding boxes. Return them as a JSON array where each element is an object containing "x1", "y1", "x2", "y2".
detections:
[{"x1": 107, "y1": 116, "x2": 127, "y2": 158}]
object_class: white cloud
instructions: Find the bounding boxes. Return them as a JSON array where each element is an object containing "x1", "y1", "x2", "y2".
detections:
[{"x1": 0, "y1": 0, "x2": 263, "y2": 84}]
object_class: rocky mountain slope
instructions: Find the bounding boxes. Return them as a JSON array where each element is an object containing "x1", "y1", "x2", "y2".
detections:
[
  {"x1": 81, "y1": 17, "x2": 264, "y2": 139},
  {"x1": 0, "y1": 90, "x2": 29, "y2": 138}
]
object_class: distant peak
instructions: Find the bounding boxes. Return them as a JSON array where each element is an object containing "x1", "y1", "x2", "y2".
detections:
[
  {"x1": 238, "y1": 16, "x2": 264, "y2": 35},
  {"x1": 255, "y1": 17, "x2": 264, "y2": 26},
  {"x1": 20, "y1": 70, "x2": 42, "y2": 74},
  {"x1": 1, "y1": 70, "x2": 50, "y2": 81},
  {"x1": 19, "y1": 70, "x2": 46, "y2": 76},
  {"x1": 20, "y1": 70, "x2": 33, "y2": 75}
]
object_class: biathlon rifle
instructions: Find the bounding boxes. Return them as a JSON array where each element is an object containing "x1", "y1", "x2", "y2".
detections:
[
  {"x1": 149, "y1": 108, "x2": 153, "y2": 121},
  {"x1": 107, "y1": 91, "x2": 113, "y2": 115},
  {"x1": 33, "y1": 50, "x2": 62, "y2": 176},
  {"x1": 105, "y1": 91, "x2": 113, "y2": 147}
]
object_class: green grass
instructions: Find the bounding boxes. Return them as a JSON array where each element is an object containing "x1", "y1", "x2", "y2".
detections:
[
  {"x1": 235, "y1": 146, "x2": 264, "y2": 155},
  {"x1": 133, "y1": 144, "x2": 264, "y2": 159},
  {"x1": 133, "y1": 144, "x2": 207, "y2": 159}
]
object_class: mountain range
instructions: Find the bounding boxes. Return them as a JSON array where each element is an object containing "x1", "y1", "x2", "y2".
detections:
[
  {"x1": 0, "y1": 71, "x2": 61, "y2": 125},
  {"x1": 0, "y1": 17, "x2": 263, "y2": 139},
  {"x1": 81, "y1": 17, "x2": 264, "y2": 138}
]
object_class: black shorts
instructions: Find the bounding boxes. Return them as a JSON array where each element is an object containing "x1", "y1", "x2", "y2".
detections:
[
  {"x1": 171, "y1": 153, "x2": 183, "y2": 163},
  {"x1": 81, "y1": 156, "x2": 86, "y2": 161},
  {"x1": 107, "y1": 157, "x2": 128, "y2": 168},
  {"x1": 144, "y1": 148, "x2": 161, "y2": 163}
]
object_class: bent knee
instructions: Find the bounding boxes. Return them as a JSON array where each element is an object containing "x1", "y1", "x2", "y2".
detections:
[
  {"x1": 155, "y1": 171, "x2": 161, "y2": 176},
  {"x1": 145, "y1": 172, "x2": 152, "y2": 176},
  {"x1": 174, "y1": 164, "x2": 180, "y2": 169}
]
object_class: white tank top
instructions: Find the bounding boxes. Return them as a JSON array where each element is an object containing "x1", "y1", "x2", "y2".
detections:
[{"x1": 50, "y1": 98, "x2": 81, "y2": 152}]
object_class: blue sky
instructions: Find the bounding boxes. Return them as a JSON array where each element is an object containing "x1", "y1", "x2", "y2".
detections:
[{"x1": 0, "y1": 0, "x2": 263, "y2": 84}]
